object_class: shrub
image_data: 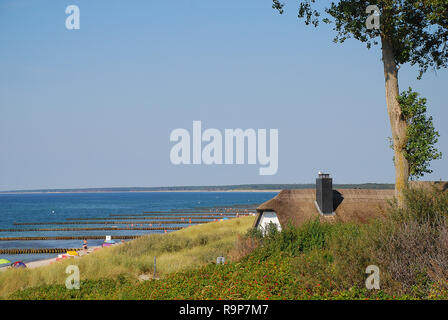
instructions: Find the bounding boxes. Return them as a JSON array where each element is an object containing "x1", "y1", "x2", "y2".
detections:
[
  {"x1": 366, "y1": 187, "x2": 448, "y2": 295},
  {"x1": 296, "y1": 219, "x2": 333, "y2": 252},
  {"x1": 370, "y1": 219, "x2": 448, "y2": 296},
  {"x1": 290, "y1": 248, "x2": 335, "y2": 291},
  {"x1": 228, "y1": 234, "x2": 261, "y2": 262},
  {"x1": 253, "y1": 219, "x2": 336, "y2": 259},
  {"x1": 245, "y1": 226, "x2": 264, "y2": 240},
  {"x1": 328, "y1": 223, "x2": 375, "y2": 289},
  {"x1": 389, "y1": 186, "x2": 448, "y2": 226}
]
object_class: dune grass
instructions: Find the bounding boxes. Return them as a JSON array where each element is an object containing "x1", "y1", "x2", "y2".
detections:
[{"x1": 0, "y1": 216, "x2": 255, "y2": 298}]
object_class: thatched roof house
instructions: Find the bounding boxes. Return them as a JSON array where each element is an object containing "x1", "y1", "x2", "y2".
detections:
[
  {"x1": 254, "y1": 188, "x2": 395, "y2": 230},
  {"x1": 253, "y1": 177, "x2": 448, "y2": 231}
]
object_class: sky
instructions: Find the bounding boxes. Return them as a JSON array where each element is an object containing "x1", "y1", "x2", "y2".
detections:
[{"x1": 0, "y1": 0, "x2": 447, "y2": 191}]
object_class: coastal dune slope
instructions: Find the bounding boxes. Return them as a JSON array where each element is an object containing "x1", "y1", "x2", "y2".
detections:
[{"x1": 0, "y1": 216, "x2": 255, "y2": 298}]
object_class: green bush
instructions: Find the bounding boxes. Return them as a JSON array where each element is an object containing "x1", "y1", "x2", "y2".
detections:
[
  {"x1": 290, "y1": 248, "x2": 335, "y2": 291},
  {"x1": 327, "y1": 223, "x2": 374, "y2": 289},
  {"x1": 366, "y1": 187, "x2": 448, "y2": 295},
  {"x1": 296, "y1": 219, "x2": 333, "y2": 252},
  {"x1": 250, "y1": 219, "x2": 336, "y2": 260},
  {"x1": 389, "y1": 186, "x2": 448, "y2": 226}
]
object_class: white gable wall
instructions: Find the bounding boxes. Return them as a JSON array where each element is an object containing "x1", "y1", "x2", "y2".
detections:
[{"x1": 257, "y1": 211, "x2": 282, "y2": 234}]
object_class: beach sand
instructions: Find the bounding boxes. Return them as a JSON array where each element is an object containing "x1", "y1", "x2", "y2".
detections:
[{"x1": 0, "y1": 245, "x2": 104, "y2": 272}]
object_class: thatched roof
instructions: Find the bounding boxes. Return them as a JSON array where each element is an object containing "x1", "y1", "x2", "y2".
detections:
[
  {"x1": 409, "y1": 181, "x2": 448, "y2": 192},
  {"x1": 254, "y1": 189, "x2": 395, "y2": 228}
]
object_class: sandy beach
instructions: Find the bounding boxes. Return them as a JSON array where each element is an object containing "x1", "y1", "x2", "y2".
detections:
[{"x1": 0, "y1": 245, "x2": 104, "y2": 272}]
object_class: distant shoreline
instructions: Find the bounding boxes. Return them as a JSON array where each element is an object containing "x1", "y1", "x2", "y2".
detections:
[
  {"x1": 0, "y1": 183, "x2": 394, "y2": 195},
  {"x1": 0, "y1": 189, "x2": 283, "y2": 195}
]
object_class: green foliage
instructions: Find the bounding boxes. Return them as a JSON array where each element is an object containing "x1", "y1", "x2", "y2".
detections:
[
  {"x1": 389, "y1": 186, "x2": 448, "y2": 225},
  {"x1": 245, "y1": 226, "x2": 264, "y2": 240},
  {"x1": 368, "y1": 186, "x2": 448, "y2": 295},
  {"x1": 296, "y1": 219, "x2": 332, "y2": 252},
  {"x1": 10, "y1": 253, "x2": 400, "y2": 300},
  {"x1": 273, "y1": 1, "x2": 448, "y2": 77},
  {"x1": 252, "y1": 220, "x2": 334, "y2": 260},
  {"x1": 327, "y1": 223, "x2": 375, "y2": 288},
  {"x1": 290, "y1": 249, "x2": 335, "y2": 291},
  {"x1": 396, "y1": 88, "x2": 442, "y2": 179}
]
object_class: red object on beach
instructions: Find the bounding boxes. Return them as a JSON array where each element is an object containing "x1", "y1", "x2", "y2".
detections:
[
  {"x1": 12, "y1": 261, "x2": 26, "y2": 268},
  {"x1": 56, "y1": 255, "x2": 69, "y2": 261}
]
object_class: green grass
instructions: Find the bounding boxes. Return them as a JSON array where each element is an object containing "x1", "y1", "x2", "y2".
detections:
[{"x1": 0, "y1": 216, "x2": 255, "y2": 299}]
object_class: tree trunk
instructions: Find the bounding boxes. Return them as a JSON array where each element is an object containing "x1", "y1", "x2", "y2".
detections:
[{"x1": 381, "y1": 35, "x2": 409, "y2": 205}]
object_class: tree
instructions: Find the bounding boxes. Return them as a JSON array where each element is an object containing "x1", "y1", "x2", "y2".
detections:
[
  {"x1": 272, "y1": 0, "x2": 448, "y2": 202},
  {"x1": 397, "y1": 88, "x2": 442, "y2": 180}
]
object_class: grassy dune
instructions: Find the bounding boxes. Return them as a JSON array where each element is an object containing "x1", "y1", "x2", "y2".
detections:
[{"x1": 0, "y1": 216, "x2": 255, "y2": 298}]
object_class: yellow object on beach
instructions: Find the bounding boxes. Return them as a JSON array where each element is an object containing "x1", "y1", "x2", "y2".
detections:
[{"x1": 66, "y1": 251, "x2": 78, "y2": 256}]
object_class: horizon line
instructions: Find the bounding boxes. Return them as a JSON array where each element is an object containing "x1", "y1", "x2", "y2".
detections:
[{"x1": 0, "y1": 182, "x2": 396, "y2": 194}]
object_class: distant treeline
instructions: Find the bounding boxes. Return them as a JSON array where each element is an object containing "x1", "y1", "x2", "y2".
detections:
[{"x1": 0, "y1": 183, "x2": 394, "y2": 193}]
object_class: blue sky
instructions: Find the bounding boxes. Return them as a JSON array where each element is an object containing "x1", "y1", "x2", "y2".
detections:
[{"x1": 0, "y1": 0, "x2": 447, "y2": 190}]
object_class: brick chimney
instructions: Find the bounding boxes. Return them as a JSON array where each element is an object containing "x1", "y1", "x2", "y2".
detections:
[{"x1": 316, "y1": 172, "x2": 333, "y2": 214}]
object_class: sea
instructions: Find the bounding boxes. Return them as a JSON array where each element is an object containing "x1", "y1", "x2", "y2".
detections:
[{"x1": 0, "y1": 192, "x2": 276, "y2": 264}]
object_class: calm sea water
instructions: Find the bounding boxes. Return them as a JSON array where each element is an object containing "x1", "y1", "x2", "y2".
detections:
[{"x1": 0, "y1": 192, "x2": 276, "y2": 263}]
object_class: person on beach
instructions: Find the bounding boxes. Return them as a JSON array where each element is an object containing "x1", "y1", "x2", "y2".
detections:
[{"x1": 83, "y1": 239, "x2": 88, "y2": 253}]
